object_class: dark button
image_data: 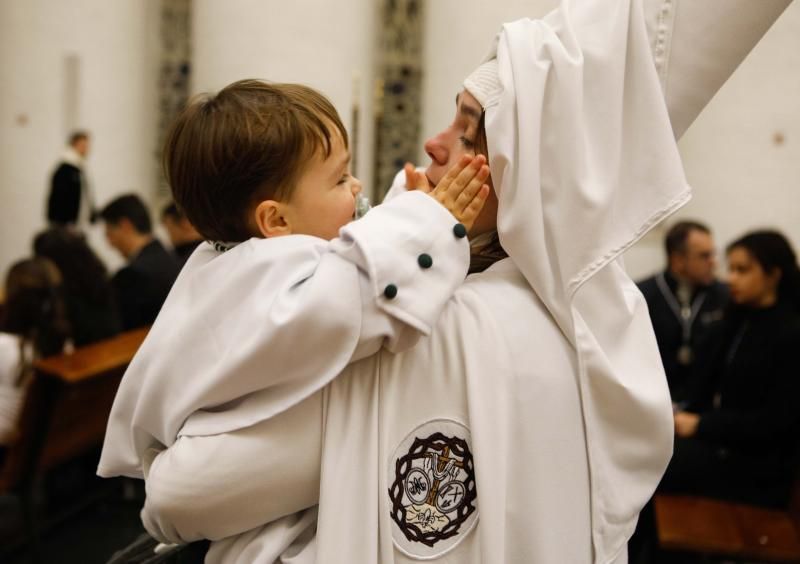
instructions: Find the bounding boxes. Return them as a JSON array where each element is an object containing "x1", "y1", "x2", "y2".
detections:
[
  {"x1": 383, "y1": 284, "x2": 398, "y2": 299},
  {"x1": 453, "y1": 223, "x2": 467, "y2": 239},
  {"x1": 417, "y1": 253, "x2": 433, "y2": 269}
]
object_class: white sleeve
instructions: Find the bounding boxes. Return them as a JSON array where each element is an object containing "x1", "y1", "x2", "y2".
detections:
[
  {"x1": 644, "y1": 0, "x2": 792, "y2": 139},
  {"x1": 333, "y1": 189, "x2": 471, "y2": 358},
  {"x1": 141, "y1": 392, "x2": 323, "y2": 544}
]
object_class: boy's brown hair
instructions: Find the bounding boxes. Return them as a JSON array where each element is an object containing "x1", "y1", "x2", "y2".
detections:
[{"x1": 163, "y1": 79, "x2": 349, "y2": 242}]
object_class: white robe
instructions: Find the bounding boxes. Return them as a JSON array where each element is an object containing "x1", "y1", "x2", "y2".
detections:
[
  {"x1": 98, "y1": 190, "x2": 471, "y2": 479},
  {"x1": 140, "y1": 0, "x2": 792, "y2": 562}
]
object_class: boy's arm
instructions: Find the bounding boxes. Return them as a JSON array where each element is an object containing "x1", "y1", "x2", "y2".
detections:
[{"x1": 142, "y1": 391, "x2": 323, "y2": 544}]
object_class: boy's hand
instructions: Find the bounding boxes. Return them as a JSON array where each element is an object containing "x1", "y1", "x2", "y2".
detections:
[{"x1": 404, "y1": 156, "x2": 491, "y2": 231}]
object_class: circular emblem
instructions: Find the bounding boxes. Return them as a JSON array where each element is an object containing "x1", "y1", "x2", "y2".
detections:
[{"x1": 388, "y1": 419, "x2": 478, "y2": 559}]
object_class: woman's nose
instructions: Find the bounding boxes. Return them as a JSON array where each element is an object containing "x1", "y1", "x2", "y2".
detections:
[{"x1": 424, "y1": 135, "x2": 448, "y2": 165}]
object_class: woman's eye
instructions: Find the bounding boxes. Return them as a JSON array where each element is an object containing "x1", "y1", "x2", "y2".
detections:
[{"x1": 459, "y1": 136, "x2": 475, "y2": 149}]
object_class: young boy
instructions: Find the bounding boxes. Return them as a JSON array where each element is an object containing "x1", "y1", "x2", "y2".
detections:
[{"x1": 98, "y1": 80, "x2": 490, "y2": 478}]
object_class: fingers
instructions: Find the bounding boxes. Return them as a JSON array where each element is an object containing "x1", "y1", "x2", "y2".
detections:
[
  {"x1": 458, "y1": 184, "x2": 490, "y2": 230},
  {"x1": 452, "y1": 161, "x2": 490, "y2": 213},
  {"x1": 434, "y1": 155, "x2": 473, "y2": 191},
  {"x1": 425, "y1": 155, "x2": 492, "y2": 231},
  {"x1": 404, "y1": 163, "x2": 432, "y2": 193}
]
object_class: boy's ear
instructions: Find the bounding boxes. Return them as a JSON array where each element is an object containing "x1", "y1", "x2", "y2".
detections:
[{"x1": 253, "y1": 200, "x2": 291, "y2": 238}]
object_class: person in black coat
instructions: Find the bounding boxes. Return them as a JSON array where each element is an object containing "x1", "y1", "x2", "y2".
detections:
[
  {"x1": 666, "y1": 230, "x2": 800, "y2": 508},
  {"x1": 100, "y1": 194, "x2": 180, "y2": 330},
  {"x1": 637, "y1": 221, "x2": 728, "y2": 403},
  {"x1": 46, "y1": 131, "x2": 97, "y2": 226},
  {"x1": 33, "y1": 227, "x2": 121, "y2": 346}
]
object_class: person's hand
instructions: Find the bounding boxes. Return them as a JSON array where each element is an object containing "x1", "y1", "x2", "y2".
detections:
[
  {"x1": 405, "y1": 156, "x2": 490, "y2": 231},
  {"x1": 674, "y1": 411, "x2": 700, "y2": 438}
]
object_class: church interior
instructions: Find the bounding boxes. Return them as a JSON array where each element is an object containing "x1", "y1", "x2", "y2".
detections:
[{"x1": 1, "y1": 1, "x2": 799, "y2": 562}]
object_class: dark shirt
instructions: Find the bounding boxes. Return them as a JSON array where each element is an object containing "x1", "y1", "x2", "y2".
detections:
[
  {"x1": 47, "y1": 162, "x2": 82, "y2": 224},
  {"x1": 637, "y1": 270, "x2": 728, "y2": 401},
  {"x1": 681, "y1": 302, "x2": 800, "y2": 506},
  {"x1": 689, "y1": 303, "x2": 800, "y2": 450},
  {"x1": 112, "y1": 240, "x2": 180, "y2": 330},
  {"x1": 172, "y1": 240, "x2": 203, "y2": 268}
]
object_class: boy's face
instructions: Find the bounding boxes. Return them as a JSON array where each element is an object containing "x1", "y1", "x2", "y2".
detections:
[{"x1": 283, "y1": 131, "x2": 362, "y2": 240}]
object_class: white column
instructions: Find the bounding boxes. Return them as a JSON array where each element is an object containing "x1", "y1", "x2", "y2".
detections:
[
  {"x1": 192, "y1": 0, "x2": 378, "y2": 199},
  {"x1": 0, "y1": 0, "x2": 160, "y2": 275}
]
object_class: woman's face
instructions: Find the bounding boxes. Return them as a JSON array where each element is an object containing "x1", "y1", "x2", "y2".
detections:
[
  {"x1": 423, "y1": 90, "x2": 498, "y2": 236},
  {"x1": 726, "y1": 246, "x2": 780, "y2": 308}
]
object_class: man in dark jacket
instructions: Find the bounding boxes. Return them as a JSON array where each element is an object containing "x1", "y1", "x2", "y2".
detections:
[
  {"x1": 100, "y1": 194, "x2": 180, "y2": 330},
  {"x1": 637, "y1": 221, "x2": 728, "y2": 403},
  {"x1": 47, "y1": 130, "x2": 97, "y2": 226}
]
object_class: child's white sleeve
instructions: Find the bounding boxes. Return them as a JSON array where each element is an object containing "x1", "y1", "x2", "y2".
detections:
[
  {"x1": 141, "y1": 392, "x2": 323, "y2": 543},
  {"x1": 330, "y1": 189, "x2": 471, "y2": 358}
]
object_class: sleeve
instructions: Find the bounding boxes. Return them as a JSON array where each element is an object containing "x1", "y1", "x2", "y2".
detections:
[
  {"x1": 336, "y1": 189, "x2": 471, "y2": 359},
  {"x1": 643, "y1": 0, "x2": 792, "y2": 139},
  {"x1": 141, "y1": 392, "x2": 323, "y2": 543}
]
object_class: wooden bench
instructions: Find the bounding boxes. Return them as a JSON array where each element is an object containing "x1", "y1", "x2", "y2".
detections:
[
  {"x1": 0, "y1": 327, "x2": 147, "y2": 556},
  {"x1": 655, "y1": 477, "x2": 800, "y2": 563}
]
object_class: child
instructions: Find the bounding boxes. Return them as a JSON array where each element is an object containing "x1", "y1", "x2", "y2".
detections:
[{"x1": 98, "y1": 79, "x2": 490, "y2": 478}]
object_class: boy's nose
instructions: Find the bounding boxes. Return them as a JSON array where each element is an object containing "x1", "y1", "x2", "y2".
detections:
[{"x1": 351, "y1": 178, "x2": 362, "y2": 196}]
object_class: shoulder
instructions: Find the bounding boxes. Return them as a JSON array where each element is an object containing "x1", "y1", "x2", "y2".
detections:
[
  {"x1": 775, "y1": 308, "x2": 800, "y2": 344},
  {"x1": 439, "y1": 259, "x2": 560, "y2": 346},
  {"x1": 635, "y1": 274, "x2": 659, "y2": 296}
]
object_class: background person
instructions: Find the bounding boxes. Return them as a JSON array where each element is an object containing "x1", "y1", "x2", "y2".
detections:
[
  {"x1": 33, "y1": 227, "x2": 121, "y2": 346},
  {"x1": 46, "y1": 130, "x2": 97, "y2": 228},
  {"x1": 0, "y1": 257, "x2": 70, "y2": 446},
  {"x1": 666, "y1": 230, "x2": 800, "y2": 508},
  {"x1": 99, "y1": 194, "x2": 180, "y2": 330},
  {"x1": 160, "y1": 202, "x2": 203, "y2": 267},
  {"x1": 637, "y1": 221, "x2": 728, "y2": 403}
]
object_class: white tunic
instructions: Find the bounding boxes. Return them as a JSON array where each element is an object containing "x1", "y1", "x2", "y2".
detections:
[
  {"x1": 98, "y1": 190, "x2": 471, "y2": 479},
  {"x1": 140, "y1": 0, "x2": 792, "y2": 562}
]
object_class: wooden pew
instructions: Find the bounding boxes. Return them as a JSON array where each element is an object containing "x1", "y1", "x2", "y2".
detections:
[
  {"x1": 655, "y1": 475, "x2": 800, "y2": 563},
  {"x1": 0, "y1": 327, "x2": 147, "y2": 555}
]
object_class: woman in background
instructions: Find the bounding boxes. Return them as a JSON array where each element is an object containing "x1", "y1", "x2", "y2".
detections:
[
  {"x1": 669, "y1": 230, "x2": 800, "y2": 507},
  {"x1": 33, "y1": 227, "x2": 120, "y2": 347},
  {"x1": 0, "y1": 257, "x2": 71, "y2": 446}
]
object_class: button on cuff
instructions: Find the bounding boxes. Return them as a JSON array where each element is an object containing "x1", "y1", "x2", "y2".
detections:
[
  {"x1": 453, "y1": 223, "x2": 467, "y2": 239},
  {"x1": 383, "y1": 284, "x2": 398, "y2": 299}
]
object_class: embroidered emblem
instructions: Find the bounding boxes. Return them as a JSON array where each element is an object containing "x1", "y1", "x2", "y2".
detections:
[{"x1": 388, "y1": 419, "x2": 478, "y2": 559}]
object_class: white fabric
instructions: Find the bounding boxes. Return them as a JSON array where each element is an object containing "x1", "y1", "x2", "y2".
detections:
[
  {"x1": 480, "y1": 4, "x2": 685, "y2": 558},
  {"x1": 462, "y1": 59, "x2": 501, "y2": 109},
  {"x1": 98, "y1": 190, "x2": 470, "y2": 479},
  {"x1": 0, "y1": 333, "x2": 25, "y2": 445},
  {"x1": 138, "y1": 1, "x2": 791, "y2": 562}
]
